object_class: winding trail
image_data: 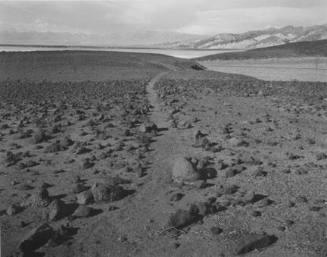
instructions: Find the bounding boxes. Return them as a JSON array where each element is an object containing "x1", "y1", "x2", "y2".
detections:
[
  {"x1": 146, "y1": 72, "x2": 170, "y2": 128},
  {"x1": 72, "y1": 70, "x2": 195, "y2": 257}
]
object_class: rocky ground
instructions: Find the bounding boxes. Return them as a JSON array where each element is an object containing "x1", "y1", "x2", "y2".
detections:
[{"x1": 1, "y1": 52, "x2": 327, "y2": 257}]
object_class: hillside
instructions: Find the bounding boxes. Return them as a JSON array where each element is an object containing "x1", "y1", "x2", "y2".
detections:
[
  {"x1": 161, "y1": 25, "x2": 327, "y2": 50},
  {"x1": 195, "y1": 39, "x2": 327, "y2": 61},
  {"x1": 0, "y1": 51, "x2": 201, "y2": 81}
]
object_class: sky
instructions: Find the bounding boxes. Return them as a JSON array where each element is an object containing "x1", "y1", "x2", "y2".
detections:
[{"x1": 0, "y1": 0, "x2": 327, "y2": 44}]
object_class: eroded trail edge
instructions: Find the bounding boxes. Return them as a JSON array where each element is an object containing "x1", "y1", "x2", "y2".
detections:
[{"x1": 146, "y1": 72, "x2": 170, "y2": 128}]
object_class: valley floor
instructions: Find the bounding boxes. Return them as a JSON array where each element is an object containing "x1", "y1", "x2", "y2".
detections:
[
  {"x1": 201, "y1": 57, "x2": 327, "y2": 82},
  {"x1": 1, "y1": 53, "x2": 327, "y2": 257}
]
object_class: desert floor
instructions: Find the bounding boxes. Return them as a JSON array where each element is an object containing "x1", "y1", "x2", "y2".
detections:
[{"x1": 1, "y1": 52, "x2": 327, "y2": 257}]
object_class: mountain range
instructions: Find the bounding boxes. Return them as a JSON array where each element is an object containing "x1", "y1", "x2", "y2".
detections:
[
  {"x1": 1, "y1": 24, "x2": 327, "y2": 50},
  {"x1": 195, "y1": 39, "x2": 327, "y2": 61},
  {"x1": 160, "y1": 24, "x2": 327, "y2": 50},
  {"x1": 0, "y1": 30, "x2": 206, "y2": 47}
]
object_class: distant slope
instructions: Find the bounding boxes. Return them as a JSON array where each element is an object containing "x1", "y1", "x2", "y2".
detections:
[
  {"x1": 0, "y1": 30, "x2": 205, "y2": 48},
  {"x1": 195, "y1": 40, "x2": 327, "y2": 61},
  {"x1": 162, "y1": 25, "x2": 327, "y2": 50},
  {"x1": 0, "y1": 51, "x2": 201, "y2": 82}
]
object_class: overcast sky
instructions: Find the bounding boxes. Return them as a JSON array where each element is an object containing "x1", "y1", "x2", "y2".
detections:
[{"x1": 1, "y1": 0, "x2": 327, "y2": 35}]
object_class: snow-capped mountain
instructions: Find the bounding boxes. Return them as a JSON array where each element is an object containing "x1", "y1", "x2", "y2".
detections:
[{"x1": 161, "y1": 25, "x2": 327, "y2": 50}]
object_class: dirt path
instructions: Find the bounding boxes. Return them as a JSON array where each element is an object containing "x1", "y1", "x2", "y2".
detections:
[
  {"x1": 69, "y1": 72, "x2": 193, "y2": 257},
  {"x1": 147, "y1": 72, "x2": 170, "y2": 128}
]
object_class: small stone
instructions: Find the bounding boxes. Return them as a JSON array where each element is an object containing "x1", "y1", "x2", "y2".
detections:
[
  {"x1": 287, "y1": 200, "x2": 296, "y2": 207},
  {"x1": 76, "y1": 190, "x2": 94, "y2": 205},
  {"x1": 229, "y1": 137, "x2": 249, "y2": 147},
  {"x1": 225, "y1": 165, "x2": 245, "y2": 178},
  {"x1": 171, "y1": 157, "x2": 199, "y2": 183},
  {"x1": 295, "y1": 195, "x2": 308, "y2": 203},
  {"x1": 32, "y1": 129, "x2": 48, "y2": 144},
  {"x1": 48, "y1": 199, "x2": 65, "y2": 221},
  {"x1": 139, "y1": 122, "x2": 158, "y2": 134},
  {"x1": 251, "y1": 210, "x2": 262, "y2": 217},
  {"x1": 253, "y1": 166, "x2": 267, "y2": 177},
  {"x1": 257, "y1": 198, "x2": 273, "y2": 207},
  {"x1": 7, "y1": 203, "x2": 22, "y2": 216},
  {"x1": 285, "y1": 219, "x2": 294, "y2": 227},
  {"x1": 223, "y1": 184, "x2": 239, "y2": 195},
  {"x1": 278, "y1": 225, "x2": 287, "y2": 232},
  {"x1": 316, "y1": 152, "x2": 327, "y2": 161},
  {"x1": 210, "y1": 226, "x2": 223, "y2": 235},
  {"x1": 72, "y1": 183, "x2": 88, "y2": 194},
  {"x1": 167, "y1": 209, "x2": 199, "y2": 229},
  {"x1": 177, "y1": 119, "x2": 192, "y2": 129},
  {"x1": 91, "y1": 183, "x2": 125, "y2": 202},
  {"x1": 29, "y1": 187, "x2": 51, "y2": 207},
  {"x1": 236, "y1": 234, "x2": 278, "y2": 255},
  {"x1": 170, "y1": 193, "x2": 184, "y2": 201},
  {"x1": 72, "y1": 206, "x2": 93, "y2": 218},
  {"x1": 193, "y1": 130, "x2": 207, "y2": 146},
  {"x1": 82, "y1": 158, "x2": 94, "y2": 169},
  {"x1": 309, "y1": 205, "x2": 322, "y2": 212}
]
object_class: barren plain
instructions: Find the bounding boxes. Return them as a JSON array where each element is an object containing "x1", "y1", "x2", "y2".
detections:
[{"x1": 1, "y1": 51, "x2": 327, "y2": 257}]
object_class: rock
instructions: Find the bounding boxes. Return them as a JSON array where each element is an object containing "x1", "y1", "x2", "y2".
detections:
[
  {"x1": 257, "y1": 198, "x2": 273, "y2": 207},
  {"x1": 17, "y1": 183, "x2": 34, "y2": 191},
  {"x1": 4, "y1": 151, "x2": 21, "y2": 167},
  {"x1": 225, "y1": 165, "x2": 245, "y2": 178},
  {"x1": 82, "y1": 158, "x2": 94, "y2": 169},
  {"x1": 139, "y1": 122, "x2": 158, "y2": 134},
  {"x1": 7, "y1": 203, "x2": 23, "y2": 216},
  {"x1": 32, "y1": 129, "x2": 48, "y2": 144},
  {"x1": 190, "y1": 202, "x2": 211, "y2": 216},
  {"x1": 171, "y1": 157, "x2": 199, "y2": 183},
  {"x1": 196, "y1": 157, "x2": 210, "y2": 171},
  {"x1": 237, "y1": 234, "x2": 277, "y2": 255},
  {"x1": 316, "y1": 152, "x2": 327, "y2": 161},
  {"x1": 48, "y1": 199, "x2": 65, "y2": 221},
  {"x1": 76, "y1": 146, "x2": 92, "y2": 155},
  {"x1": 210, "y1": 226, "x2": 223, "y2": 235},
  {"x1": 170, "y1": 193, "x2": 184, "y2": 201},
  {"x1": 251, "y1": 210, "x2": 262, "y2": 217},
  {"x1": 177, "y1": 119, "x2": 192, "y2": 129},
  {"x1": 253, "y1": 166, "x2": 268, "y2": 177},
  {"x1": 295, "y1": 195, "x2": 308, "y2": 203},
  {"x1": 44, "y1": 141, "x2": 66, "y2": 153},
  {"x1": 72, "y1": 183, "x2": 88, "y2": 194},
  {"x1": 76, "y1": 190, "x2": 94, "y2": 205},
  {"x1": 167, "y1": 209, "x2": 199, "y2": 229},
  {"x1": 72, "y1": 206, "x2": 93, "y2": 218},
  {"x1": 29, "y1": 187, "x2": 51, "y2": 207},
  {"x1": 229, "y1": 137, "x2": 249, "y2": 147},
  {"x1": 193, "y1": 130, "x2": 207, "y2": 146},
  {"x1": 19, "y1": 223, "x2": 54, "y2": 254},
  {"x1": 223, "y1": 184, "x2": 239, "y2": 195},
  {"x1": 60, "y1": 136, "x2": 74, "y2": 148},
  {"x1": 91, "y1": 183, "x2": 125, "y2": 202}
]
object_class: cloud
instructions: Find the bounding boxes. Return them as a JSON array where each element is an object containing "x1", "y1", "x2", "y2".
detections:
[
  {"x1": 0, "y1": 0, "x2": 326, "y2": 38},
  {"x1": 178, "y1": 6, "x2": 327, "y2": 34}
]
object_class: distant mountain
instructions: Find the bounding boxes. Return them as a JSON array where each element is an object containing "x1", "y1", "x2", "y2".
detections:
[
  {"x1": 0, "y1": 30, "x2": 205, "y2": 47},
  {"x1": 195, "y1": 39, "x2": 327, "y2": 61},
  {"x1": 162, "y1": 25, "x2": 327, "y2": 50},
  {"x1": 2, "y1": 24, "x2": 327, "y2": 50}
]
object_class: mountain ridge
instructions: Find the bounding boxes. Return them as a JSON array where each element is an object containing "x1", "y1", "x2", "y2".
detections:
[
  {"x1": 161, "y1": 24, "x2": 327, "y2": 50},
  {"x1": 195, "y1": 39, "x2": 327, "y2": 61},
  {"x1": 0, "y1": 30, "x2": 207, "y2": 47}
]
